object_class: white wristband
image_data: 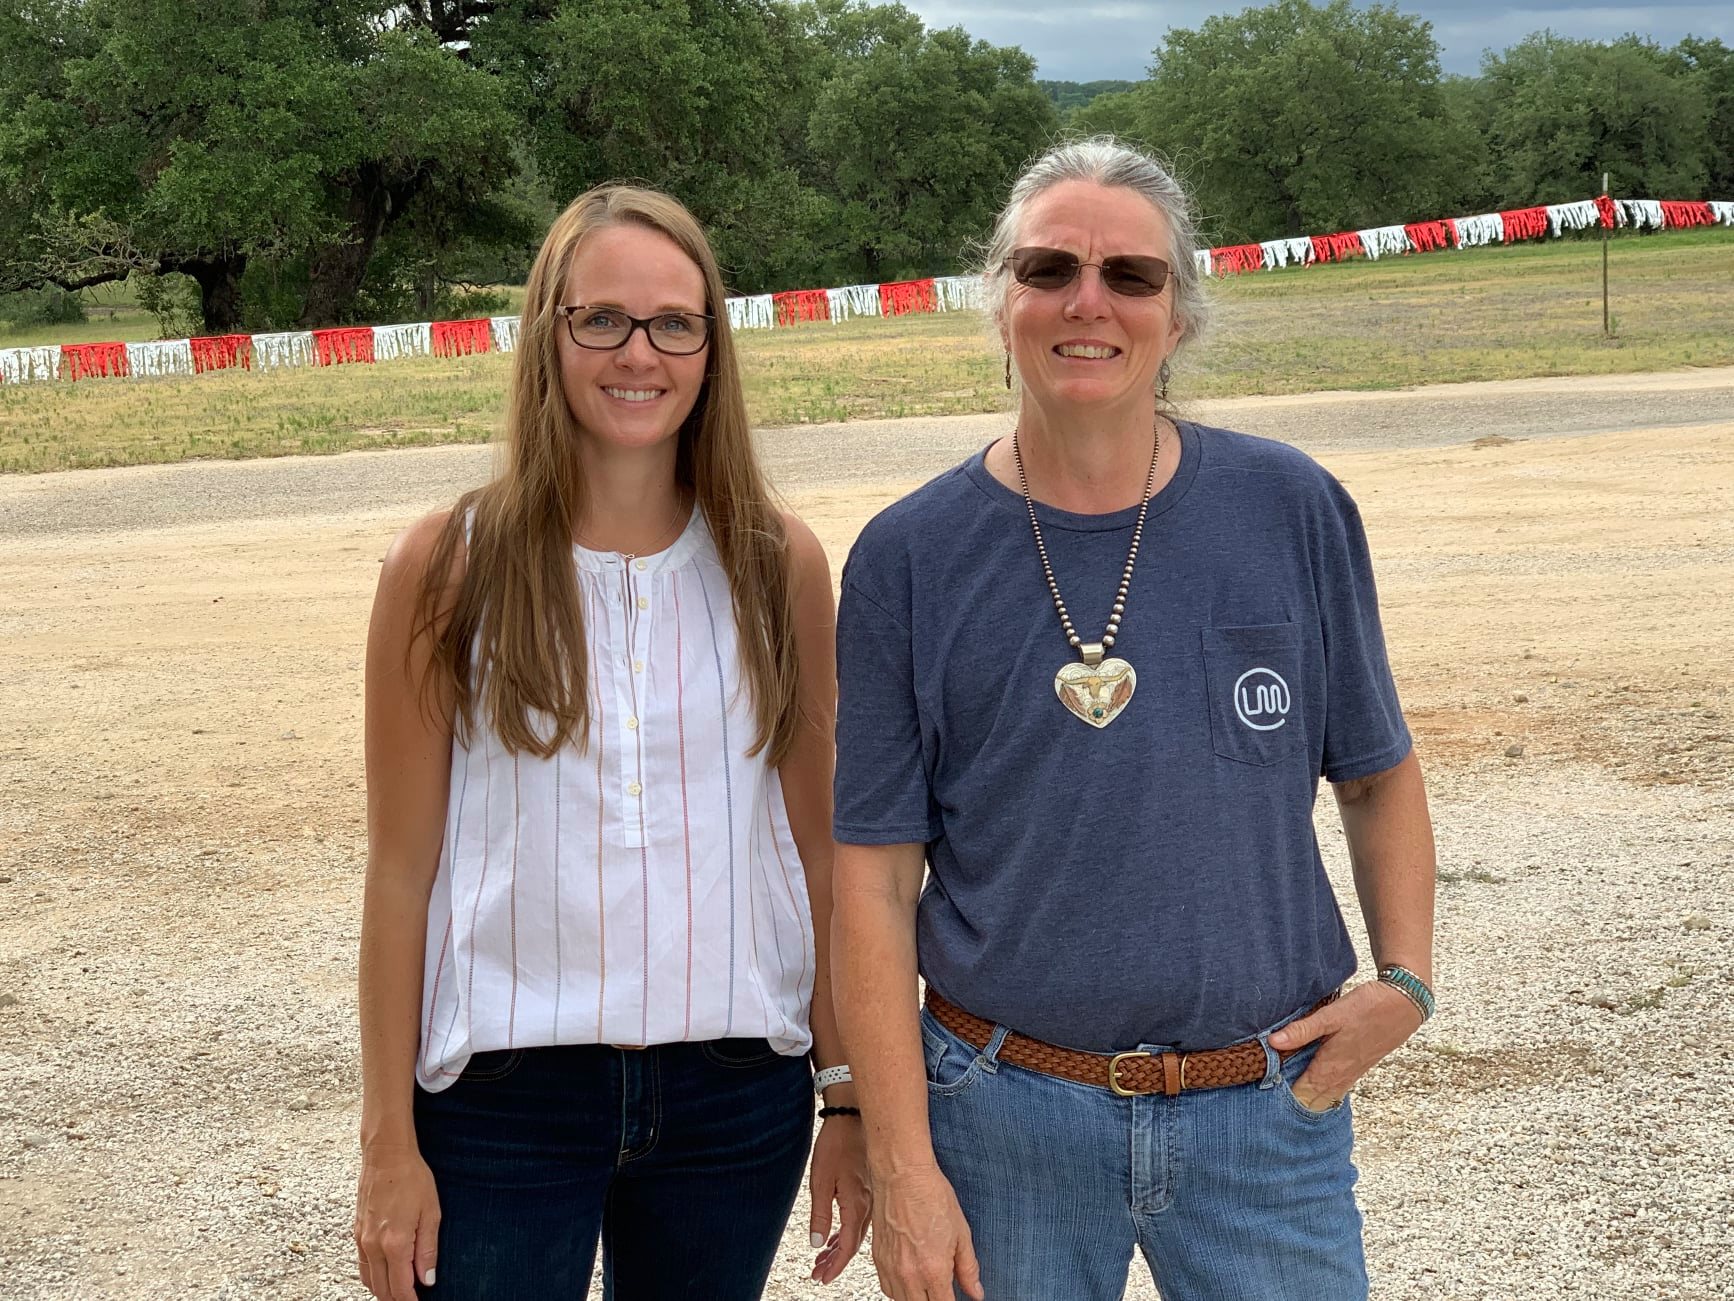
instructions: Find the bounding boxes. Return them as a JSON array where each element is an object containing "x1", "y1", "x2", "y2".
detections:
[{"x1": 812, "y1": 1064, "x2": 852, "y2": 1095}]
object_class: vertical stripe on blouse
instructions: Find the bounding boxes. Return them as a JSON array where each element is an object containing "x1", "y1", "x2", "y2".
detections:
[{"x1": 695, "y1": 564, "x2": 738, "y2": 1037}]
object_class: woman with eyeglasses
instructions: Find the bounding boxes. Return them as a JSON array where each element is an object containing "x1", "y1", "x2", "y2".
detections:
[
  {"x1": 354, "y1": 185, "x2": 869, "y2": 1299},
  {"x1": 832, "y1": 137, "x2": 1435, "y2": 1300}
]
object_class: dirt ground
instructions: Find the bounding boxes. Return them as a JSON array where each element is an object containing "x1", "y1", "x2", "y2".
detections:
[{"x1": 2, "y1": 369, "x2": 1732, "y2": 1299}]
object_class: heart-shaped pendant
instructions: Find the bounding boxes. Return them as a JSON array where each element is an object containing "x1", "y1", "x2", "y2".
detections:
[{"x1": 1055, "y1": 658, "x2": 1136, "y2": 728}]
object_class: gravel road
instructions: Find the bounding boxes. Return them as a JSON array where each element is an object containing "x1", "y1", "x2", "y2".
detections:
[
  {"x1": 1, "y1": 367, "x2": 1731, "y2": 1300},
  {"x1": 3, "y1": 366, "x2": 1730, "y2": 538}
]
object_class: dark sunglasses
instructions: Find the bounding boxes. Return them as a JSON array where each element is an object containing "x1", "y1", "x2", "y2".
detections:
[
  {"x1": 1004, "y1": 246, "x2": 1172, "y2": 297},
  {"x1": 556, "y1": 305, "x2": 714, "y2": 355}
]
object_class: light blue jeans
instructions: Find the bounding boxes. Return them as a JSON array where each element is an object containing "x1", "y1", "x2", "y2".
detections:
[{"x1": 922, "y1": 1004, "x2": 1368, "y2": 1301}]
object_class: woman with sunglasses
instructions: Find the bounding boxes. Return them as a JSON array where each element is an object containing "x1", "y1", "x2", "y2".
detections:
[
  {"x1": 354, "y1": 185, "x2": 869, "y2": 1299},
  {"x1": 832, "y1": 137, "x2": 1435, "y2": 1300}
]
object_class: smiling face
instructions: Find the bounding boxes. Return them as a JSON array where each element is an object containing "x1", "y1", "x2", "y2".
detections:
[
  {"x1": 1003, "y1": 179, "x2": 1186, "y2": 415},
  {"x1": 556, "y1": 222, "x2": 711, "y2": 457}
]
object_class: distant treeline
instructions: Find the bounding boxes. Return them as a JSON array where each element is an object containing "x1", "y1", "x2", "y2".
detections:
[
  {"x1": 1039, "y1": 80, "x2": 1139, "y2": 111},
  {"x1": 2, "y1": 0, "x2": 1728, "y2": 334}
]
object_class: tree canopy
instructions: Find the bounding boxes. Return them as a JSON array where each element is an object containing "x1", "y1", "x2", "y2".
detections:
[{"x1": 0, "y1": 0, "x2": 1726, "y2": 333}]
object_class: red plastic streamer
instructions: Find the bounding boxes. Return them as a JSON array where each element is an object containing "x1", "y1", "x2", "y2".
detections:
[
  {"x1": 313, "y1": 327, "x2": 376, "y2": 366},
  {"x1": 1404, "y1": 220, "x2": 1454, "y2": 252},
  {"x1": 772, "y1": 289, "x2": 831, "y2": 325},
  {"x1": 1500, "y1": 206, "x2": 1549, "y2": 242},
  {"x1": 878, "y1": 279, "x2": 938, "y2": 317},
  {"x1": 1595, "y1": 194, "x2": 1617, "y2": 229},
  {"x1": 432, "y1": 318, "x2": 493, "y2": 357},
  {"x1": 1659, "y1": 200, "x2": 1714, "y2": 230},
  {"x1": 1309, "y1": 232, "x2": 1364, "y2": 265},
  {"x1": 1210, "y1": 244, "x2": 1265, "y2": 276},
  {"x1": 62, "y1": 341, "x2": 130, "y2": 381},
  {"x1": 190, "y1": 334, "x2": 253, "y2": 374}
]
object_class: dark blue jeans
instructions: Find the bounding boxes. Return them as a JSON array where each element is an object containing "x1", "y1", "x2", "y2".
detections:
[{"x1": 413, "y1": 1039, "x2": 813, "y2": 1299}]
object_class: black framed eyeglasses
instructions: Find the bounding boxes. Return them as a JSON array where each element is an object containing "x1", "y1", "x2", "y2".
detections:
[
  {"x1": 555, "y1": 305, "x2": 714, "y2": 355},
  {"x1": 1004, "y1": 247, "x2": 1172, "y2": 297}
]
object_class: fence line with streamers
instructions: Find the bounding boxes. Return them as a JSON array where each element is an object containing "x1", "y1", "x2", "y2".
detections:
[{"x1": 4, "y1": 192, "x2": 1729, "y2": 387}]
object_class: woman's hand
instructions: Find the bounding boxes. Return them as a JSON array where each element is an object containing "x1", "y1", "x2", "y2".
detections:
[
  {"x1": 1267, "y1": 979, "x2": 1424, "y2": 1112},
  {"x1": 869, "y1": 1164, "x2": 983, "y2": 1301},
  {"x1": 354, "y1": 1143, "x2": 441, "y2": 1300},
  {"x1": 807, "y1": 1116, "x2": 872, "y2": 1284}
]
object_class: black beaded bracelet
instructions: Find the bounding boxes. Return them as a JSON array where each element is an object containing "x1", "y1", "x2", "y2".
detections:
[{"x1": 818, "y1": 1105, "x2": 861, "y2": 1119}]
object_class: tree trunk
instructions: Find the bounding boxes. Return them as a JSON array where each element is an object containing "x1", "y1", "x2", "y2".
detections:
[
  {"x1": 181, "y1": 255, "x2": 249, "y2": 333},
  {"x1": 299, "y1": 168, "x2": 394, "y2": 327},
  {"x1": 416, "y1": 261, "x2": 438, "y2": 317}
]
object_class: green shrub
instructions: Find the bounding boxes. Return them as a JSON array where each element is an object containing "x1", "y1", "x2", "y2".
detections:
[
  {"x1": 132, "y1": 274, "x2": 203, "y2": 339},
  {"x1": 0, "y1": 287, "x2": 88, "y2": 328}
]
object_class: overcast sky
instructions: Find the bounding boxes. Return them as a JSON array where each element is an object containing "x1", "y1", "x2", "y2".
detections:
[{"x1": 899, "y1": 2, "x2": 1733, "y2": 80}]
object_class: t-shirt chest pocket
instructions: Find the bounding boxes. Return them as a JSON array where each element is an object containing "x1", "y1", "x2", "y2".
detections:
[{"x1": 1201, "y1": 623, "x2": 1307, "y2": 766}]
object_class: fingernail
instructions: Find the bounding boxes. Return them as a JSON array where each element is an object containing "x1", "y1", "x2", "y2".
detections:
[
  {"x1": 811, "y1": 1232, "x2": 826, "y2": 1249},
  {"x1": 424, "y1": 1268, "x2": 436, "y2": 1286}
]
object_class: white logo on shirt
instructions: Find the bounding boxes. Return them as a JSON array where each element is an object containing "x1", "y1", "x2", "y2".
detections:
[{"x1": 1234, "y1": 667, "x2": 1291, "y2": 731}]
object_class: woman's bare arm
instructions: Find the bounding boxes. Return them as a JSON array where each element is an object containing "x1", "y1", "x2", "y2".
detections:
[
  {"x1": 777, "y1": 515, "x2": 872, "y2": 1283},
  {"x1": 354, "y1": 511, "x2": 463, "y2": 1299}
]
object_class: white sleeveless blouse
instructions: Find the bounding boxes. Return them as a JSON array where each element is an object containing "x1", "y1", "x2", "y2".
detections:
[{"x1": 416, "y1": 511, "x2": 815, "y2": 1091}]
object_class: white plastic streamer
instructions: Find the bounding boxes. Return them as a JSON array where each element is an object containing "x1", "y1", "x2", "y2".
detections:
[
  {"x1": 725, "y1": 295, "x2": 774, "y2": 331},
  {"x1": 1452, "y1": 213, "x2": 1505, "y2": 248},
  {"x1": 1356, "y1": 226, "x2": 1411, "y2": 260},
  {"x1": 0, "y1": 345, "x2": 62, "y2": 384},
  {"x1": 933, "y1": 276, "x2": 983, "y2": 312},
  {"x1": 253, "y1": 331, "x2": 316, "y2": 370},
  {"x1": 827, "y1": 284, "x2": 884, "y2": 322},
  {"x1": 1711, "y1": 201, "x2": 1734, "y2": 228},
  {"x1": 1259, "y1": 238, "x2": 1315, "y2": 270},
  {"x1": 372, "y1": 322, "x2": 432, "y2": 361},
  {"x1": 1193, "y1": 248, "x2": 1214, "y2": 278},
  {"x1": 1617, "y1": 199, "x2": 1665, "y2": 230},
  {"x1": 489, "y1": 316, "x2": 521, "y2": 353},
  {"x1": 1545, "y1": 200, "x2": 1602, "y2": 236},
  {"x1": 125, "y1": 339, "x2": 195, "y2": 378}
]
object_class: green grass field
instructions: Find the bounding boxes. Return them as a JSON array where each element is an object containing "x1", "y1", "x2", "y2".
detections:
[{"x1": 2, "y1": 229, "x2": 1730, "y2": 475}]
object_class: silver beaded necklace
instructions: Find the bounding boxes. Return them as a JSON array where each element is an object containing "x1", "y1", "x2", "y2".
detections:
[{"x1": 1012, "y1": 415, "x2": 1160, "y2": 728}]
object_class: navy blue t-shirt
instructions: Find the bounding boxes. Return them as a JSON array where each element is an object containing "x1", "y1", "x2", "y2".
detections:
[{"x1": 833, "y1": 422, "x2": 1412, "y2": 1052}]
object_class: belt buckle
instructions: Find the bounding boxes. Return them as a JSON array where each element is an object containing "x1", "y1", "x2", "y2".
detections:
[{"x1": 1107, "y1": 1051, "x2": 1153, "y2": 1096}]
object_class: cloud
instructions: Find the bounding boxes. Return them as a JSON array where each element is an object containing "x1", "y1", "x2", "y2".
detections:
[{"x1": 898, "y1": 2, "x2": 1734, "y2": 80}]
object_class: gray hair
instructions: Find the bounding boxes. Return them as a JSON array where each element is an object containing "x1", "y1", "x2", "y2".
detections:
[{"x1": 980, "y1": 136, "x2": 1211, "y2": 357}]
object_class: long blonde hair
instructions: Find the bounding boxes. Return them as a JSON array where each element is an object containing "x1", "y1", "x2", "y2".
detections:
[{"x1": 416, "y1": 185, "x2": 798, "y2": 764}]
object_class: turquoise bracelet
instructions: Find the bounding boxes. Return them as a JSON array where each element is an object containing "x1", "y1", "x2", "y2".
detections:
[{"x1": 1377, "y1": 964, "x2": 1436, "y2": 1022}]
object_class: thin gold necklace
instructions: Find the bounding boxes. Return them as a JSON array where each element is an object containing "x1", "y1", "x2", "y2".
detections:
[
  {"x1": 576, "y1": 493, "x2": 690, "y2": 560},
  {"x1": 1012, "y1": 416, "x2": 1160, "y2": 729}
]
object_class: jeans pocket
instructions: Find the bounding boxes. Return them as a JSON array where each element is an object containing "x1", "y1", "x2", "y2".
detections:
[
  {"x1": 1275, "y1": 1042, "x2": 1347, "y2": 1122},
  {"x1": 919, "y1": 1008, "x2": 984, "y2": 1097},
  {"x1": 1202, "y1": 623, "x2": 1306, "y2": 766},
  {"x1": 458, "y1": 1048, "x2": 525, "y2": 1083},
  {"x1": 701, "y1": 1038, "x2": 781, "y2": 1069}
]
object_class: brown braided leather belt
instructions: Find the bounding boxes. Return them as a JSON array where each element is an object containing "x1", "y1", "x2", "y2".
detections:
[{"x1": 925, "y1": 987, "x2": 1336, "y2": 1098}]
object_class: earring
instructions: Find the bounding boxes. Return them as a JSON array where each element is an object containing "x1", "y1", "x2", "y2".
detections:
[
  {"x1": 1004, "y1": 350, "x2": 1012, "y2": 390},
  {"x1": 1158, "y1": 359, "x2": 1171, "y2": 402}
]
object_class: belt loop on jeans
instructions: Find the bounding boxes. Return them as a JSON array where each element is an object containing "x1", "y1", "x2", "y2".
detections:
[
  {"x1": 980, "y1": 1023, "x2": 1010, "y2": 1069},
  {"x1": 1255, "y1": 1034, "x2": 1281, "y2": 1090}
]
